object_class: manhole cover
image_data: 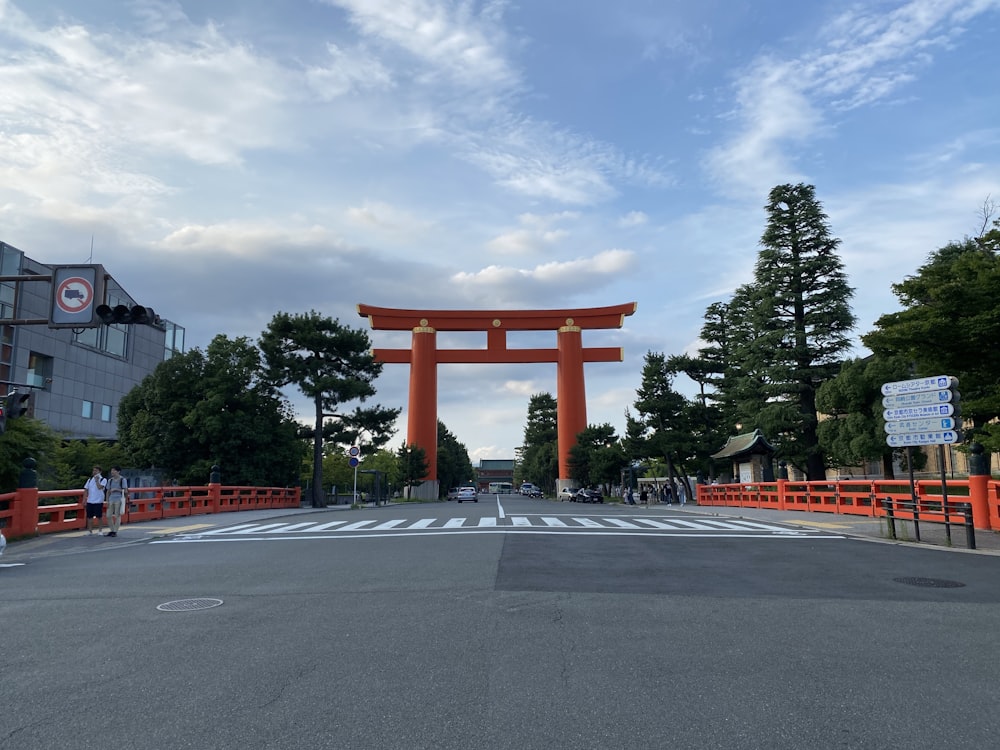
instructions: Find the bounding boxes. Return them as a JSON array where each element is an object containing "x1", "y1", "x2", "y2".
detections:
[
  {"x1": 893, "y1": 577, "x2": 965, "y2": 588},
  {"x1": 157, "y1": 598, "x2": 224, "y2": 612}
]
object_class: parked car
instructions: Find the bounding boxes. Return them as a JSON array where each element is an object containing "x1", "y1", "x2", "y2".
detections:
[
  {"x1": 559, "y1": 487, "x2": 580, "y2": 501},
  {"x1": 447, "y1": 487, "x2": 460, "y2": 501},
  {"x1": 457, "y1": 487, "x2": 478, "y2": 503},
  {"x1": 574, "y1": 488, "x2": 604, "y2": 503}
]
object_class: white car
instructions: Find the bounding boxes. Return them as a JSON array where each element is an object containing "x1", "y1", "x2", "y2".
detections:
[
  {"x1": 558, "y1": 487, "x2": 579, "y2": 501},
  {"x1": 456, "y1": 487, "x2": 478, "y2": 503}
]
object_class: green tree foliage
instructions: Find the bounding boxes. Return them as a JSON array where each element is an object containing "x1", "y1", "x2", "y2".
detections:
[
  {"x1": 436, "y1": 421, "x2": 474, "y2": 497},
  {"x1": 320, "y1": 447, "x2": 399, "y2": 500},
  {"x1": 815, "y1": 355, "x2": 917, "y2": 479},
  {"x1": 631, "y1": 352, "x2": 693, "y2": 484},
  {"x1": 260, "y1": 311, "x2": 400, "y2": 507},
  {"x1": 735, "y1": 184, "x2": 856, "y2": 479},
  {"x1": 566, "y1": 423, "x2": 625, "y2": 493},
  {"x1": 863, "y1": 236, "x2": 1000, "y2": 456},
  {"x1": 118, "y1": 335, "x2": 303, "y2": 485},
  {"x1": 0, "y1": 417, "x2": 59, "y2": 492},
  {"x1": 516, "y1": 393, "x2": 559, "y2": 494},
  {"x1": 665, "y1": 353, "x2": 729, "y2": 480},
  {"x1": 117, "y1": 349, "x2": 203, "y2": 478},
  {"x1": 46, "y1": 438, "x2": 127, "y2": 492},
  {"x1": 396, "y1": 442, "x2": 429, "y2": 496}
]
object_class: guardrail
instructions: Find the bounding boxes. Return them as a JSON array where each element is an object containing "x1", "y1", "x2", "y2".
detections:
[
  {"x1": 0, "y1": 483, "x2": 302, "y2": 540},
  {"x1": 696, "y1": 477, "x2": 1000, "y2": 532},
  {"x1": 882, "y1": 496, "x2": 976, "y2": 549}
]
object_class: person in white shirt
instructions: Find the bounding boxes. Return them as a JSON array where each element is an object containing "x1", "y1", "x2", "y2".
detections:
[
  {"x1": 104, "y1": 466, "x2": 129, "y2": 537},
  {"x1": 84, "y1": 466, "x2": 107, "y2": 535}
]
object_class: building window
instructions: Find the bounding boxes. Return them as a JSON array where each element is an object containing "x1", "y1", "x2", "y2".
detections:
[
  {"x1": 0, "y1": 324, "x2": 13, "y2": 384},
  {"x1": 163, "y1": 320, "x2": 186, "y2": 359},
  {"x1": 101, "y1": 404, "x2": 111, "y2": 422},
  {"x1": 27, "y1": 352, "x2": 53, "y2": 389},
  {"x1": 82, "y1": 400, "x2": 93, "y2": 419}
]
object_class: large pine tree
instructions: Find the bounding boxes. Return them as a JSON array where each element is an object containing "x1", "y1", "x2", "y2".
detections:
[{"x1": 740, "y1": 183, "x2": 856, "y2": 480}]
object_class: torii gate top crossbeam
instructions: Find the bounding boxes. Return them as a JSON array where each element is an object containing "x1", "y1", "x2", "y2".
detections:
[{"x1": 356, "y1": 302, "x2": 637, "y2": 332}]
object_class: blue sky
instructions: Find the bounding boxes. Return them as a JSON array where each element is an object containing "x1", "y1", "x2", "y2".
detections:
[{"x1": 2, "y1": 0, "x2": 999, "y2": 462}]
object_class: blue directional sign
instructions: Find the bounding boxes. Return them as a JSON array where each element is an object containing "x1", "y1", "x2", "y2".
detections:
[
  {"x1": 886, "y1": 431, "x2": 961, "y2": 448},
  {"x1": 881, "y1": 375, "x2": 957, "y2": 396},
  {"x1": 881, "y1": 389, "x2": 956, "y2": 408},
  {"x1": 882, "y1": 375, "x2": 962, "y2": 448},
  {"x1": 883, "y1": 404, "x2": 955, "y2": 421},
  {"x1": 884, "y1": 417, "x2": 960, "y2": 434}
]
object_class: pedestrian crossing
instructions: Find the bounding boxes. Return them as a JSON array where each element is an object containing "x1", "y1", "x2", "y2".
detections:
[{"x1": 153, "y1": 514, "x2": 844, "y2": 544}]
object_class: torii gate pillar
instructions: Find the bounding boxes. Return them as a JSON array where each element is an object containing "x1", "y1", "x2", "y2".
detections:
[{"x1": 358, "y1": 303, "x2": 636, "y2": 498}]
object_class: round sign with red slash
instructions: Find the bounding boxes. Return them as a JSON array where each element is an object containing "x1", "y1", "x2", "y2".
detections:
[{"x1": 55, "y1": 276, "x2": 95, "y2": 314}]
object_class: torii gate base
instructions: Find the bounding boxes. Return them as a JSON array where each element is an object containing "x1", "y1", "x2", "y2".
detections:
[{"x1": 358, "y1": 303, "x2": 637, "y2": 499}]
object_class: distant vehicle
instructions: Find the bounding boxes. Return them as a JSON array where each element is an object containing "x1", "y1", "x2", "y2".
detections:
[
  {"x1": 558, "y1": 487, "x2": 579, "y2": 501},
  {"x1": 520, "y1": 483, "x2": 542, "y2": 497},
  {"x1": 456, "y1": 487, "x2": 478, "y2": 503},
  {"x1": 447, "y1": 487, "x2": 460, "y2": 501},
  {"x1": 488, "y1": 481, "x2": 514, "y2": 495},
  {"x1": 574, "y1": 488, "x2": 604, "y2": 504}
]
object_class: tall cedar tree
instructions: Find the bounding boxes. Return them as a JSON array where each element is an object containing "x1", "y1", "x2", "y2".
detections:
[
  {"x1": 516, "y1": 393, "x2": 559, "y2": 494},
  {"x1": 745, "y1": 184, "x2": 856, "y2": 480},
  {"x1": 437, "y1": 420, "x2": 474, "y2": 496},
  {"x1": 260, "y1": 311, "x2": 399, "y2": 507},
  {"x1": 631, "y1": 352, "x2": 689, "y2": 483}
]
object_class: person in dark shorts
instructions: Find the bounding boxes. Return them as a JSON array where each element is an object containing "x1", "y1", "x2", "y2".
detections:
[{"x1": 84, "y1": 466, "x2": 107, "y2": 535}]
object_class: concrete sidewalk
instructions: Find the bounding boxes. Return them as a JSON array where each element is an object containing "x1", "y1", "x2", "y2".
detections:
[{"x1": 670, "y1": 502, "x2": 1000, "y2": 555}]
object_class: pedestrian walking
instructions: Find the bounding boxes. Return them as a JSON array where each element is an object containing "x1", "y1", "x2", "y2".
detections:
[
  {"x1": 104, "y1": 466, "x2": 129, "y2": 537},
  {"x1": 84, "y1": 466, "x2": 107, "y2": 535},
  {"x1": 677, "y1": 483, "x2": 687, "y2": 506},
  {"x1": 626, "y1": 487, "x2": 636, "y2": 505}
]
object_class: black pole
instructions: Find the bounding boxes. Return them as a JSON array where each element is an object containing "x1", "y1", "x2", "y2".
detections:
[
  {"x1": 938, "y1": 444, "x2": 951, "y2": 545},
  {"x1": 907, "y1": 446, "x2": 920, "y2": 542}
]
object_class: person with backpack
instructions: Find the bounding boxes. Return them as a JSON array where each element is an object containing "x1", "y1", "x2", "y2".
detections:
[{"x1": 104, "y1": 466, "x2": 129, "y2": 537}]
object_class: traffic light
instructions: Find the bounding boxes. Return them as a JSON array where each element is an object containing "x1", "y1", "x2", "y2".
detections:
[
  {"x1": 95, "y1": 303, "x2": 159, "y2": 326},
  {"x1": 7, "y1": 392, "x2": 30, "y2": 420}
]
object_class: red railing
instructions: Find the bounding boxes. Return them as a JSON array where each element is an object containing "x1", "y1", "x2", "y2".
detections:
[
  {"x1": 696, "y1": 478, "x2": 1000, "y2": 531},
  {"x1": 0, "y1": 484, "x2": 302, "y2": 539}
]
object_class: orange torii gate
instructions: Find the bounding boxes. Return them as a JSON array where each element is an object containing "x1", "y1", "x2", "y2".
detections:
[{"x1": 357, "y1": 303, "x2": 637, "y2": 497}]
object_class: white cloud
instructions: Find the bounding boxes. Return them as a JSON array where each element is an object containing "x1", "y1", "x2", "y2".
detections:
[
  {"x1": 706, "y1": 0, "x2": 1000, "y2": 196},
  {"x1": 486, "y1": 212, "x2": 577, "y2": 255},
  {"x1": 305, "y1": 42, "x2": 394, "y2": 100},
  {"x1": 325, "y1": 0, "x2": 520, "y2": 93},
  {"x1": 618, "y1": 211, "x2": 648, "y2": 227},
  {"x1": 452, "y1": 249, "x2": 636, "y2": 295}
]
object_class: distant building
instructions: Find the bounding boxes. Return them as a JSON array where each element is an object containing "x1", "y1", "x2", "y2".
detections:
[
  {"x1": 476, "y1": 458, "x2": 514, "y2": 492},
  {"x1": 0, "y1": 241, "x2": 185, "y2": 440}
]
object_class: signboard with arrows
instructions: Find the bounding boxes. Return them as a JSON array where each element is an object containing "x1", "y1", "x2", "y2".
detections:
[{"x1": 881, "y1": 375, "x2": 962, "y2": 447}]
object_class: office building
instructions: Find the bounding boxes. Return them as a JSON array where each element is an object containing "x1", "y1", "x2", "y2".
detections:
[{"x1": 0, "y1": 241, "x2": 184, "y2": 439}]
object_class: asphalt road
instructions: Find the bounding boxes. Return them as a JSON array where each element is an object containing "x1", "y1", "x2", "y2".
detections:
[{"x1": 3, "y1": 496, "x2": 999, "y2": 750}]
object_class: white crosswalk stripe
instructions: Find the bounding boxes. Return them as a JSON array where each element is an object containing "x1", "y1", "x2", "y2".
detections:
[{"x1": 159, "y1": 514, "x2": 844, "y2": 544}]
